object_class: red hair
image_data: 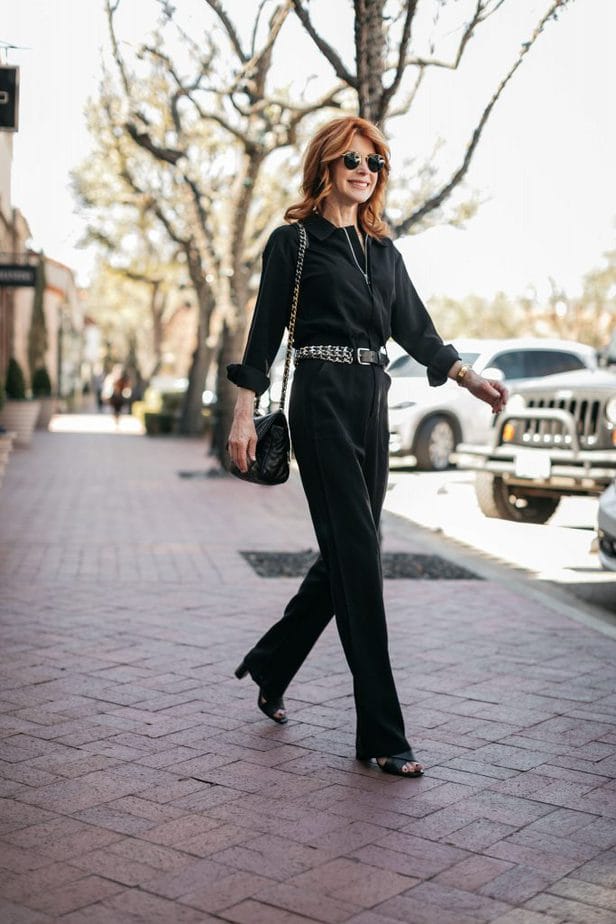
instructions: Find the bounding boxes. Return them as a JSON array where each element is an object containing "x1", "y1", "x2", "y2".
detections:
[{"x1": 284, "y1": 116, "x2": 390, "y2": 239}]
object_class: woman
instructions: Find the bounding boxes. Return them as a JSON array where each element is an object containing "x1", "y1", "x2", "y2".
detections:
[{"x1": 227, "y1": 116, "x2": 507, "y2": 777}]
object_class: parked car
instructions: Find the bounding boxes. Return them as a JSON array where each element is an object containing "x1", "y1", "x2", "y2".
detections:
[
  {"x1": 453, "y1": 367, "x2": 616, "y2": 523},
  {"x1": 598, "y1": 478, "x2": 616, "y2": 571},
  {"x1": 387, "y1": 338, "x2": 597, "y2": 470}
]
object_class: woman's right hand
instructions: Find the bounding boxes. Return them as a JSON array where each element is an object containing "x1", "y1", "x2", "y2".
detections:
[{"x1": 227, "y1": 389, "x2": 258, "y2": 473}]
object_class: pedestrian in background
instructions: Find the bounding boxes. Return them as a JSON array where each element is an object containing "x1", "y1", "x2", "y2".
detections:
[
  {"x1": 227, "y1": 116, "x2": 507, "y2": 777},
  {"x1": 108, "y1": 368, "x2": 131, "y2": 426}
]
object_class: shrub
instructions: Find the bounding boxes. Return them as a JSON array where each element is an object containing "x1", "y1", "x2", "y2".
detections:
[
  {"x1": 160, "y1": 391, "x2": 184, "y2": 414},
  {"x1": 0, "y1": 375, "x2": 5, "y2": 411},
  {"x1": 32, "y1": 366, "x2": 52, "y2": 397},
  {"x1": 5, "y1": 358, "x2": 27, "y2": 400},
  {"x1": 144, "y1": 412, "x2": 176, "y2": 435}
]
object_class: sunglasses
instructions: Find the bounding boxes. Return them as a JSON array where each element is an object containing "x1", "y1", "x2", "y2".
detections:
[{"x1": 341, "y1": 151, "x2": 386, "y2": 173}]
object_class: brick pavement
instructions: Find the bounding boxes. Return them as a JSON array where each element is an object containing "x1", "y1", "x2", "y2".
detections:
[{"x1": 1, "y1": 419, "x2": 615, "y2": 924}]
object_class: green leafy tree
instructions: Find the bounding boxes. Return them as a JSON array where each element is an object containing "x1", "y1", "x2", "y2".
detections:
[{"x1": 429, "y1": 245, "x2": 616, "y2": 346}]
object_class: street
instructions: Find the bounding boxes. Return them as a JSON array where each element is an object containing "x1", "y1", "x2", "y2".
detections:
[{"x1": 385, "y1": 467, "x2": 616, "y2": 619}]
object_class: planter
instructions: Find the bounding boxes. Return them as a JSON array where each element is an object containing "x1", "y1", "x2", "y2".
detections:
[
  {"x1": 0, "y1": 400, "x2": 41, "y2": 447},
  {"x1": 144, "y1": 411, "x2": 178, "y2": 436},
  {"x1": 0, "y1": 430, "x2": 16, "y2": 489},
  {"x1": 36, "y1": 396, "x2": 57, "y2": 430}
]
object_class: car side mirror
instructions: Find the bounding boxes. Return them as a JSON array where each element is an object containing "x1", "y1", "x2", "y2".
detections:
[{"x1": 481, "y1": 366, "x2": 505, "y2": 382}]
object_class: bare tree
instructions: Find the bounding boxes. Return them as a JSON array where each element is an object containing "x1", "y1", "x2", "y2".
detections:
[
  {"x1": 292, "y1": 0, "x2": 575, "y2": 234},
  {"x1": 102, "y1": 0, "x2": 345, "y2": 455},
  {"x1": 92, "y1": 0, "x2": 575, "y2": 460}
]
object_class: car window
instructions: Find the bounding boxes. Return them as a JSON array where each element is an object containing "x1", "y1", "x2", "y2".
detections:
[
  {"x1": 457, "y1": 352, "x2": 480, "y2": 366},
  {"x1": 388, "y1": 355, "x2": 426, "y2": 377},
  {"x1": 524, "y1": 350, "x2": 586, "y2": 377},
  {"x1": 487, "y1": 351, "x2": 526, "y2": 379}
]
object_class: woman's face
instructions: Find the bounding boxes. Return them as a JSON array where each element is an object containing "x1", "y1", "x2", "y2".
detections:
[{"x1": 328, "y1": 132, "x2": 379, "y2": 210}]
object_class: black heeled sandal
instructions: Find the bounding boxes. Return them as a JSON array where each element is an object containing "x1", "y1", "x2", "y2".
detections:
[
  {"x1": 257, "y1": 691, "x2": 288, "y2": 724},
  {"x1": 234, "y1": 660, "x2": 288, "y2": 725},
  {"x1": 234, "y1": 659, "x2": 250, "y2": 680},
  {"x1": 377, "y1": 749, "x2": 424, "y2": 777}
]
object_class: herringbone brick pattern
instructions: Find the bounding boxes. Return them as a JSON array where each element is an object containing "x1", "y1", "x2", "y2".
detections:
[{"x1": 0, "y1": 422, "x2": 615, "y2": 923}]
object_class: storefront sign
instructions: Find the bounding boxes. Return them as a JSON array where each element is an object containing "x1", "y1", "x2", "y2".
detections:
[
  {"x1": 0, "y1": 264, "x2": 36, "y2": 287},
  {"x1": 0, "y1": 67, "x2": 19, "y2": 131}
]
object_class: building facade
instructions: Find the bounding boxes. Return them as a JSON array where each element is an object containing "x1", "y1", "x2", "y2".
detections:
[{"x1": 1, "y1": 120, "x2": 84, "y2": 397}]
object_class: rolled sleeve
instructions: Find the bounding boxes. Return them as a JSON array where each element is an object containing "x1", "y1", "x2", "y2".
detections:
[
  {"x1": 390, "y1": 250, "x2": 460, "y2": 387},
  {"x1": 226, "y1": 225, "x2": 297, "y2": 397},
  {"x1": 425, "y1": 343, "x2": 460, "y2": 386},
  {"x1": 226, "y1": 362, "x2": 270, "y2": 396}
]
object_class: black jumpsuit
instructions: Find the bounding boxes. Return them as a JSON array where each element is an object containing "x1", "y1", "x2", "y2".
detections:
[{"x1": 227, "y1": 212, "x2": 459, "y2": 760}]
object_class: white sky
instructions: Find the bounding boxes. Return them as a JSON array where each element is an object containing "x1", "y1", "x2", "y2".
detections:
[{"x1": 2, "y1": 0, "x2": 615, "y2": 303}]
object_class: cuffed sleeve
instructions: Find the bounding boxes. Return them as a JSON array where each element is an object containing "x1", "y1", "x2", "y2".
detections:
[
  {"x1": 226, "y1": 362, "x2": 270, "y2": 395},
  {"x1": 390, "y1": 251, "x2": 459, "y2": 386},
  {"x1": 226, "y1": 225, "x2": 298, "y2": 397}
]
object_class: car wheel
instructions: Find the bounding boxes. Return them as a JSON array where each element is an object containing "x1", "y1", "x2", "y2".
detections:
[
  {"x1": 474, "y1": 473, "x2": 561, "y2": 524},
  {"x1": 414, "y1": 416, "x2": 457, "y2": 471}
]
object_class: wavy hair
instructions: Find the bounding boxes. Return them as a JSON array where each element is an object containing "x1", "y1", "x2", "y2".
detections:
[{"x1": 284, "y1": 116, "x2": 391, "y2": 239}]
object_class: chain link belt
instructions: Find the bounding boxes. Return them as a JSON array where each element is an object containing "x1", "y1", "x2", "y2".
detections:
[{"x1": 294, "y1": 345, "x2": 388, "y2": 367}]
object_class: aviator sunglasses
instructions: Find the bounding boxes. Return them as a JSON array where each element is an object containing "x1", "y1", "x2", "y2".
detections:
[{"x1": 341, "y1": 150, "x2": 386, "y2": 173}]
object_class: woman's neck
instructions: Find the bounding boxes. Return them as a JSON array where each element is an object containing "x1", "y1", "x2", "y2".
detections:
[{"x1": 320, "y1": 200, "x2": 359, "y2": 231}]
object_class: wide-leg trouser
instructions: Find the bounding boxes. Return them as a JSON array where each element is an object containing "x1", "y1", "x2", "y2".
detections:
[{"x1": 243, "y1": 359, "x2": 411, "y2": 760}]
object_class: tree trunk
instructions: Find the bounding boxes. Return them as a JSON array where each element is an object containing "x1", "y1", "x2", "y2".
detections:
[
  {"x1": 354, "y1": 0, "x2": 386, "y2": 122},
  {"x1": 178, "y1": 261, "x2": 216, "y2": 435},
  {"x1": 213, "y1": 318, "x2": 247, "y2": 466},
  {"x1": 150, "y1": 281, "x2": 165, "y2": 376},
  {"x1": 209, "y1": 149, "x2": 262, "y2": 465}
]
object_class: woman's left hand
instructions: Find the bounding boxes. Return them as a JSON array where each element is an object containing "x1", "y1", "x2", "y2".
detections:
[{"x1": 464, "y1": 370, "x2": 508, "y2": 415}]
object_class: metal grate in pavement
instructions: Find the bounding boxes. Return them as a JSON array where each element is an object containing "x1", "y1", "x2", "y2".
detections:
[{"x1": 241, "y1": 550, "x2": 481, "y2": 579}]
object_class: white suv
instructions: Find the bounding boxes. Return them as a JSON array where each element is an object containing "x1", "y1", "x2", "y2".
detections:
[{"x1": 387, "y1": 337, "x2": 597, "y2": 470}]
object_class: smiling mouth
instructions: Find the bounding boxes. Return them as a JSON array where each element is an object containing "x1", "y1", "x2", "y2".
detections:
[{"x1": 349, "y1": 181, "x2": 370, "y2": 189}]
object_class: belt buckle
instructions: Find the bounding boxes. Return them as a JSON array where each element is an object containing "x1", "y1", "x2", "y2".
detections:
[{"x1": 356, "y1": 348, "x2": 371, "y2": 365}]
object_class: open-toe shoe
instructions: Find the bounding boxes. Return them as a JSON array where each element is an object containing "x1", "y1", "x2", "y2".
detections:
[
  {"x1": 257, "y1": 691, "x2": 287, "y2": 724},
  {"x1": 235, "y1": 659, "x2": 288, "y2": 724},
  {"x1": 377, "y1": 750, "x2": 423, "y2": 777}
]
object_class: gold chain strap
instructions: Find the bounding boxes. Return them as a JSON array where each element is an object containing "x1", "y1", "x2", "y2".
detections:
[
  {"x1": 281, "y1": 221, "x2": 307, "y2": 410},
  {"x1": 255, "y1": 221, "x2": 307, "y2": 414}
]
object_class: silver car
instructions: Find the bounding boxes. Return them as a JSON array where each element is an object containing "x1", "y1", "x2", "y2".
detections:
[
  {"x1": 598, "y1": 479, "x2": 616, "y2": 571},
  {"x1": 387, "y1": 337, "x2": 597, "y2": 470}
]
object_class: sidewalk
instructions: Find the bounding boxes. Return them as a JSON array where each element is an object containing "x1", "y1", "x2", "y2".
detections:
[{"x1": 1, "y1": 416, "x2": 615, "y2": 924}]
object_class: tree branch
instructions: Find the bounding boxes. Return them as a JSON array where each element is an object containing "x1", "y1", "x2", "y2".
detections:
[
  {"x1": 249, "y1": 0, "x2": 269, "y2": 58},
  {"x1": 124, "y1": 122, "x2": 185, "y2": 164},
  {"x1": 380, "y1": 0, "x2": 418, "y2": 116},
  {"x1": 283, "y1": 83, "x2": 346, "y2": 146},
  {"x1": 393, "y1": 0, "x2": 573, "y2": 236},
  {"x1": 105, "y1": 0, "x2": 133, "y2": 100},
  {"x1": 202, "y1": 0, "x2": 248, "y2": 62},
  {"x1": 408, "y1": 0, "x2": 505, "y2": 71},
  {"x1": 386, "y1": 67, "x2": 424, "y2": 119},
  {"x1": 291, "y1": 0, "x2": 357, "y2": 87}
]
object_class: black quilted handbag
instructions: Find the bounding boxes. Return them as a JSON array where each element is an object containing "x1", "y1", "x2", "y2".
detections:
[
  {"x1": 228, "y1": 222, "x2": 307, "y2": 486},
  {"x1": 230, "y1": 409, "x2": 290, "y2": 485}
]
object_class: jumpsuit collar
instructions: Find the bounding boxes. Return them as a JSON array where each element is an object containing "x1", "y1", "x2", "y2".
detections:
[{"x1": 303, "y1": 212, "x2": 390, "y2": 246}]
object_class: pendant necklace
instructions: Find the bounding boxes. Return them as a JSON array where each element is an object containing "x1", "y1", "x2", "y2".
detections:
[{"x1": 343, "y1": 227, "x2": 370, "y2": 287}]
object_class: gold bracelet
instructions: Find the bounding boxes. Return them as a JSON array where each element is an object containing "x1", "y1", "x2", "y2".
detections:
[{"x1": 455, "y1": 363, "x2": 472, "y2": 386}]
